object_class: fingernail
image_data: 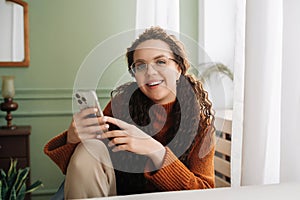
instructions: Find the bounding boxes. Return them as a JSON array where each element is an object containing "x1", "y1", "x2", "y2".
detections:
[
  {"x1": 96, "y1": 135, "x2": 101, "y2": 139},
  {"x1": 105, "y1": 124, "x2": 109, "y2": 129},
  {"x1": 94, "y1": 108, "x2": 98, "y2": 112}
]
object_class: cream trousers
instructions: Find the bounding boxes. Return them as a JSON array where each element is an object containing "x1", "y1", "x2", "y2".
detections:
[{"x1": 64, "y1": 139, "x2": 117, "y2": 199}]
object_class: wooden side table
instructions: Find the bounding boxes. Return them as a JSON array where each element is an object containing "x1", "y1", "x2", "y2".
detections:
[{"x1": 0, "y1": 126, "x2": 31, "y2": 199}]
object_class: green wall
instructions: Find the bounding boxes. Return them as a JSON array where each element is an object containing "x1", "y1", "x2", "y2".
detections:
[{"x1": 0, "y1": 0, "x2": 198, "y2": 199}]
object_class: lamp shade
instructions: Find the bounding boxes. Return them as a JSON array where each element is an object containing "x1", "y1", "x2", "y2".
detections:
[{"x1": 1, "y1": 76, "x2": 15, "y2": 98}]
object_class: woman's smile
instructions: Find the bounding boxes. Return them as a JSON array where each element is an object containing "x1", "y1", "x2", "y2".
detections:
[{"x1": 145, "y1": 80, "x2": 164, "y2": 88}]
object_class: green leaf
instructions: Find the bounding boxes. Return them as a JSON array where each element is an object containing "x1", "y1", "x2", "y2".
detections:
[
  {"x1": 7, "y1": 160, "x2": 18, "y2": 190},
  {"x1": 9, "y1": 186, "x2": 16, "y2": 200},
  {"x1": 0, "y1": 180, "x2": 2, "y2": 199},
  {"x1": 25, "y1": 180, "x2": 43, "y2": 194},
  {"x1": 8, "y1": 158, "x2": 18, "y2": 178},
  {"x1": 0, "y1": 169, "x2": 8, "y2": 187},
  {"x1": 14, "y1": 168, "x2": 29, "y2": 194},
  {"x1": 1, "y1": 180, "x2": 9, "y2": 200},
  {"x1": 7, "y1": 172, "x2": 18, "y2": 191},
  {"x1": 0, "y1": 168, "x2": 7, "y2": 180},
  {"x1": 16, "y1": 184, "x2": 26, "y2": 200}
]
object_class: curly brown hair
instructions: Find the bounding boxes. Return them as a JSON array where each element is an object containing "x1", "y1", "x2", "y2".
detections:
[{"x1": 110, "y1": 26, "x2": 215, "y2": 166}]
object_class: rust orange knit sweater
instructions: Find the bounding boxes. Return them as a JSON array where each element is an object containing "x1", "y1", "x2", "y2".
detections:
[{"x1": 44, "y1": 101, "x2": 215, "y2": 195}]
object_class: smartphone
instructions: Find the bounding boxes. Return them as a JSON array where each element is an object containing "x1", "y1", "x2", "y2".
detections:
[{"x1": 73, "y1": 89, "x2": 103, "y2": 117}]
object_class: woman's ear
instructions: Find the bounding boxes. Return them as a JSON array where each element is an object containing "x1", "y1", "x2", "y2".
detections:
[{"x1": 176, "y1": 66, "x2": 182, "y2": 80}]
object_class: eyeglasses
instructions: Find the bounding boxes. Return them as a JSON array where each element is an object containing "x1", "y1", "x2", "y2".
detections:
[{"x1": 130, "y1": 56, "x2": 177, "y2": 75}]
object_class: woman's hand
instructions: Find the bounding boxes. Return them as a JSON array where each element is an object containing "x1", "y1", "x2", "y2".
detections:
[
  {"x1": 100, "y1": 116, "x2": 166, "y2": 168},
  {"x1": 67, "y1": 108, "x2": 109, "y2": 144}
]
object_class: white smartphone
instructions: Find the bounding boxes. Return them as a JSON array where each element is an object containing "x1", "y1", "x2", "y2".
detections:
[{"x1": 73, "y1": 89, "x2": 103, "y2": 117}]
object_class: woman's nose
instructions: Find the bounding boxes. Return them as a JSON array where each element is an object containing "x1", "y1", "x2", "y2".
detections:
[{"x1": 145, "y1": 63, "x2": 158, "y2": 75}]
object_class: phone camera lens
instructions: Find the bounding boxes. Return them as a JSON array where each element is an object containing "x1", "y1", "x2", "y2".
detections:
[{"x1": 81, "y1": 97, "x2": 87, "y2": 102}]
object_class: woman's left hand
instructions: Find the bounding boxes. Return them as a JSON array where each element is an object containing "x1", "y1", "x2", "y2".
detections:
[{"x1": 100, "y1": 116, "x2": 166, "y2": 167}]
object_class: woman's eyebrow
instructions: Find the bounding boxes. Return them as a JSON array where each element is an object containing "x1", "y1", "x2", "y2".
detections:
[
  {"x1": 134, "y1": 54, "x2": 170, "y2": 62},
  {"x1": 134, "y1": 58, "x2": 146, "y2": 63},
  {"x1": 153, "y1": 54, "x2": 169, "y2": 59}
]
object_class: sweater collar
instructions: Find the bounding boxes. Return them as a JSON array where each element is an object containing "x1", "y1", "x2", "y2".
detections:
[{"x1": 160, "y1": 100, "x2": 176, "y2": 114}]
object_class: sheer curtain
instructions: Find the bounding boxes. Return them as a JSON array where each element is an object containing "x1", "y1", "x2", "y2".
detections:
[
  {"x1": 202, "y1": 0, "x2": 284, "y2": 186},
  {"x1": 197, "y1": 0, "x2": 245, "y2": 186},
  {"x1": 240, "y1": 0, "x2": 300, "y2": 186},
  {"x1": 280, "y1": 0, "x2": 300, "y2": 183},
  {"x1": 135, "y1": 0, "x2": 179, "y2": 33},
  {"x1": 241, "y1": 0, "x2": 282, "y2": 185}
]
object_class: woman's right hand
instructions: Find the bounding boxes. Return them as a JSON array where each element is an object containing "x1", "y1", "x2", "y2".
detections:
[{"x1": 67, "y1": 107, "x2": 109, "y2": 144}]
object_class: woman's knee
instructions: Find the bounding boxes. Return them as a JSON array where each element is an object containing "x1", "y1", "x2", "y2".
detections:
[
  {"x1": 65, "y1": 139, "x2": 116, "y2": 198},
  {"x1": 68, "y1": 139, "x2": 112, "y2": 172}
]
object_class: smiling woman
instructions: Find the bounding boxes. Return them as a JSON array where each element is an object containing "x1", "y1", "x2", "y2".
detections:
[
  {"x1": 0, "y1": 0, "x2": 29, "y2": 67},
  {"x1": 44, "y1": 26, "x2": 216, "y2": 199}
]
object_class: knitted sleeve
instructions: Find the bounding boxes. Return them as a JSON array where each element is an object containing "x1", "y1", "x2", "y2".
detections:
[
  {"x1": 44, "y1": 101, "x2": 113, "y2": 174},
  {"x1": 43, "y1": 131, "x2": 78, "y2": 174},
  {"x1": 144, "y1": 142, "x2": 215, "y2": 190}
]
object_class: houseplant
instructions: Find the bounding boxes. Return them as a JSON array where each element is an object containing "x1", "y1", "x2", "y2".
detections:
[
  {"x1": 195, "y1": 62, "x2": 234, "y2": 109},
  {"x1": 197, "y1": 62, "x2": 233, "y2": 83},
  {"x1": 0, "y1": 159, "x2": 43, "y2": 200}
]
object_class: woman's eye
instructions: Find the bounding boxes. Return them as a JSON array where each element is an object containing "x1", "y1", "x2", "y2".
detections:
[
  {"x1": 156, "y1": 59, "x2": 167, "y2": 66},
  {"x1": 136, "y1": 63, "x2": 147, "y2": 71}
]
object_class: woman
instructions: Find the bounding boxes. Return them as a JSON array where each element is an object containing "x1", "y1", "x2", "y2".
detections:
[{"x1": 44, "y1": 26, "x2": 215, "y2": 199}]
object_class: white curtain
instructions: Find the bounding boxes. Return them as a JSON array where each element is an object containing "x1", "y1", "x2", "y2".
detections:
[
  {"x1": 135, "y1": 0, "x2": 179, "y2": 33},
  {"x1": 231, "y1": 0, "x2": 246, "y2": 187},
  {"x1": 280, "y1": 0, "x2": 300, "y2": 182},
  {"x1": 207, "y1": 0, "x2": 283, "y2": 186},
  {"x1": 241, "y1": 0, "x2": 282, "y2": 185},
  {"x1": 197, "y1": 0, "x2": 246, "y2": 187},
  {"x1": 240, "y1": 0, "x2": 300, "y2": 186}
]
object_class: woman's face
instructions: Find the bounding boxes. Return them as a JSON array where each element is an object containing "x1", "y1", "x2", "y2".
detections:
[{"x1": 132, "y1": 39, "x2": 181, "y2": 104}]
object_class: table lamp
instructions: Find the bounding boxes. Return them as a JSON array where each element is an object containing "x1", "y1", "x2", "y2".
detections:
[{"x1": 0, "y1": 76, "x2": 18, "y2": 129}]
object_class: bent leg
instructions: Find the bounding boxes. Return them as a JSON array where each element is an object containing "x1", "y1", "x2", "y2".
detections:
[{"x1": 64, "y1": 139, "x2": 116, "y2": 199}]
